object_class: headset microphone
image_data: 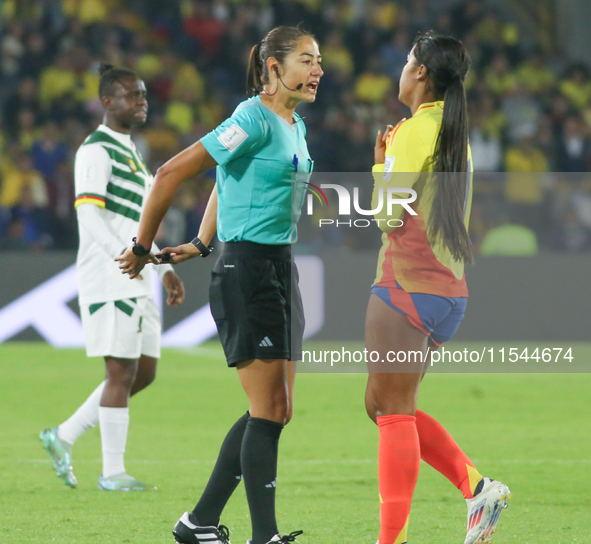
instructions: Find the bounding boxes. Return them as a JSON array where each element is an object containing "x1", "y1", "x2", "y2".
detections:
[{"x1": 274, "y1": 66, "x2": 303, "y2": 92}]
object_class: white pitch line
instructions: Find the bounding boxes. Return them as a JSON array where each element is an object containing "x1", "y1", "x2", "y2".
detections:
[{"x1": 13, "y1": 458, "x2": 591, "y2": 466}]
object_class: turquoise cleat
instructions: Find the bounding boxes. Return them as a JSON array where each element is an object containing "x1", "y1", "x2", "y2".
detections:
[
  {"x1": 98, "y1": 473, "x2": 152, "y2": 491},
  {"x1": 39, "y1": 427, "x2": 77, "y2": 488}
]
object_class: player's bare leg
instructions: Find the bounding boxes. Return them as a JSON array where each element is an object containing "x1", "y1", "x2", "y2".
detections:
[
  {"x1": 366, "y1": 297, "x2": 510, "y2": 544},
  {"x1": 131, "y1": 355, "x2": 157, "y2": 396},
  {"x1": 420, "y1": 341, "x2": 511, "y2": 544},
  {"x1": 102, "y1": 356, "x2": 138, "y2": 406},
  {"x1": 41, "y1": 354, "x2": 158, "y2": 488},
  {"x1": 40, "y1": 355, "x2": 141, "y2": 489},
  {"x1": 365, "y1": 294, "x2": 427, "y2": 544}
]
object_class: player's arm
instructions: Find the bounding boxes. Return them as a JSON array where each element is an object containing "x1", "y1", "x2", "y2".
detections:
[
  {"x1": 372, "y1": 121, "x2": 426, "y2": 232},
  {"x1": 74, "y1": 145, "x2": 131, "y2": 258},
  {"x1": 77, "y1": 204, "x2": 127, "y2": 257}
]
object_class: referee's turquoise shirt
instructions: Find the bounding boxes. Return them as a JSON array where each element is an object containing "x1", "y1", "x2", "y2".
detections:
[{"x1": 201, "y1": 96, "x2": 312, "y2": 245}]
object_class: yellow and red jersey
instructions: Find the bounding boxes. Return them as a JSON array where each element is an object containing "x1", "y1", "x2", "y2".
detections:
[{"x1": 371, "y1": 101, "x2": 473, "y2": 297}]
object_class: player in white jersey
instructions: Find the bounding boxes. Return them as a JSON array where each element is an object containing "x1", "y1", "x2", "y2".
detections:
[{"x1": 40, "y1": 64, "x2": 185, "y2": 491}]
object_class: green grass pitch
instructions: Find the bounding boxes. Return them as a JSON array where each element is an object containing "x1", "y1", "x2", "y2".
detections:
[{"x1": 1, "y1": 342, "x2": 590, "y2": 543}]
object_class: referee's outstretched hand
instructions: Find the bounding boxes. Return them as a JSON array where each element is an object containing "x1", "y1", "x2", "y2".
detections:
[{"x1": 156, "y1": 243, "x2": 201, "y2": 265}]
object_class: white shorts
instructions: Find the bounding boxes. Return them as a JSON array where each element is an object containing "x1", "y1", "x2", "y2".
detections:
[{"x1": 80, "y1": 296, "x2": 161, "y2": 359}]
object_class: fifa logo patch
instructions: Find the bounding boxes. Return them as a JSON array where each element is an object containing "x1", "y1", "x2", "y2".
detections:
[{"x1": 218, "y1": 124, "x2": 248, "y2": 152}]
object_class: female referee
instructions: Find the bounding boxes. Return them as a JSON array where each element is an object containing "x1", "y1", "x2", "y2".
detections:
[
  {"x1": 116, "y1": 26, "x2": 322, "y2": 544},
  {"x1": 367, "y1": 32, "x2": 510, "y2": 544}
]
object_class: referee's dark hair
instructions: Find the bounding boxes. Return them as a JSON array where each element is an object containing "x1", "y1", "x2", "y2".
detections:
[
  {"x1": 247, "y1": 26, "x2": 314, "y2": 97},
  {"x1": 98, "y1": 63, "x2": 138, "y2": 99},
  {"x1": 413, "y1": 31, "x2": 473, "y2": 264}
]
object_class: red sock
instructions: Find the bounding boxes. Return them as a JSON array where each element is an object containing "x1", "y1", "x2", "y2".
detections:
[
  {"x1": 415, "y1": 409, "x2": 483, "y2": 499},
  {"x1": 377, "y1": 415, "x2": 420, "y2": 544}
]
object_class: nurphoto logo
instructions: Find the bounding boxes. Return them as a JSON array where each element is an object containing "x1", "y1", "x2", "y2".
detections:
[{"x1": 305, "y1": 182, "x2": 417, "y2": 228}]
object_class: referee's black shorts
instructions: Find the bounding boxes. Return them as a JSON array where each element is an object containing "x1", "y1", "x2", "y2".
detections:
[{"x1": 209, "y1": 241, "x2": 305, "y2": 367}]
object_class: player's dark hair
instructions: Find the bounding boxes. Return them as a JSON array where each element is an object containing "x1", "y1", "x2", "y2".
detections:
[
  {"x1": 98, "y1": 63, "x2": 138, "y2": 99},
  {"x1": 413, "y1": 31, "x2": 473, "y2": 263},
  {"x1": 247, "y1": 26, "x2": 314, "y2": 97}
]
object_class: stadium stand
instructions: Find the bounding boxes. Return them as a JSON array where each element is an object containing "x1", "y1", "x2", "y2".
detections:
[{"x1": 0, "y1": 0, "x2": 590, "y2": 252}]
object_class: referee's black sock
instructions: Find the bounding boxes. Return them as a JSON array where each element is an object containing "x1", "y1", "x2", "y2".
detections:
[
  {"x1": 241, "y1": 417, "x2": 284, "y2": 544},
  {"x1": 192, "y1": 411, "x2": 250, "y2": 527}
]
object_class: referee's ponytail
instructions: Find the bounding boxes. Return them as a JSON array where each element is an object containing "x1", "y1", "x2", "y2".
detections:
[
  {"x1": 246, "y1": 26, "x2": 314, "y2": 97},
  {"x1": 413, "y1": 32, "x2": 473, "y2": 264},
  {"x1": 247, "y1": 43, "x2": 265, "y2": 97}
]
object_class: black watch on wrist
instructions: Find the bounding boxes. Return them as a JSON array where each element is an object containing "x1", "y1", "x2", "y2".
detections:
[
  {"x1": 132, "y1": 237, "x2": 151, "y2": 256},
  {"x1": 191, "y1": 236, "x2": 214, "y2": 257}
]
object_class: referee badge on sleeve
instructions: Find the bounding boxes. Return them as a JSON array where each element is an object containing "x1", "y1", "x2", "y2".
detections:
[{"x1": 218, "y1": 124, "x2": 248, "y2": 152}]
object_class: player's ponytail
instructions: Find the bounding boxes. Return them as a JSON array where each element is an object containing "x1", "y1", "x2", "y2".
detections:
[
  {"x1": 413, "y1": 32, "x2": 473, "y2": 263},
  {"x1": 246, "y1": 26, "x2": 314, "y2": 97},
  {"x1": 99, "y1": 63, "x2": 114, "y2": 77}
]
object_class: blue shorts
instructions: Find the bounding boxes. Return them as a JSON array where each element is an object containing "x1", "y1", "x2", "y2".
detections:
[{"x1": 371, "y1": 283, "x2": 467, "y2": 345}]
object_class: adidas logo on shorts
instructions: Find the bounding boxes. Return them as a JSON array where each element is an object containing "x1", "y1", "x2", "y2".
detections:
[{"x1": 259, "y1": 336, "x2": 273, "y2": 347}]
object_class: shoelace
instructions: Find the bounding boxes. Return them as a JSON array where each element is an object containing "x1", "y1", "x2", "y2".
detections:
[
  {"x1": 278, "y1": 530, "x2": 304, "y2": 543},
  {"x1": 217, "y1": 525, "x2": 232, "y2": 544}
]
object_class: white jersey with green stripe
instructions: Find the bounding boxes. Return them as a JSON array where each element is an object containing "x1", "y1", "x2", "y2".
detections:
[{"x1": 74, "y1": 124, "x2": 155, "y2": 304}]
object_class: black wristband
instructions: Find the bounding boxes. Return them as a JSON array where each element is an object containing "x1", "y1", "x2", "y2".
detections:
[
  {"x1": 191, "y1": 236, "x2": 214, "y2": 257},
  {"x1": 132, "y1": 237, "x2": 151, "y2": 256}
]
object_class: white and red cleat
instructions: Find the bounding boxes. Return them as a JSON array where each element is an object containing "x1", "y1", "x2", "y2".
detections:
[{"x1": 465, "y1": 477, "x2": 511, "y2": 544}]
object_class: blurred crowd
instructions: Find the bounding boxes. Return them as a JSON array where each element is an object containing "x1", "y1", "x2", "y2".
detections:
[{"x1": 1, "y1": 0, "x2": 591, "y2": 255}]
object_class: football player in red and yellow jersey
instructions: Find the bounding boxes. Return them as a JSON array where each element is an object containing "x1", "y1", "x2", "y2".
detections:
[{"x1": 365, "y1": 32, "x2": 511, "y2": 544}]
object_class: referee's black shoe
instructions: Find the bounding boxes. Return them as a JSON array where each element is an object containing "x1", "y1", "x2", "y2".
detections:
[{"x1": 173, "y1": 512, "x2": 231, "y2": 544}]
